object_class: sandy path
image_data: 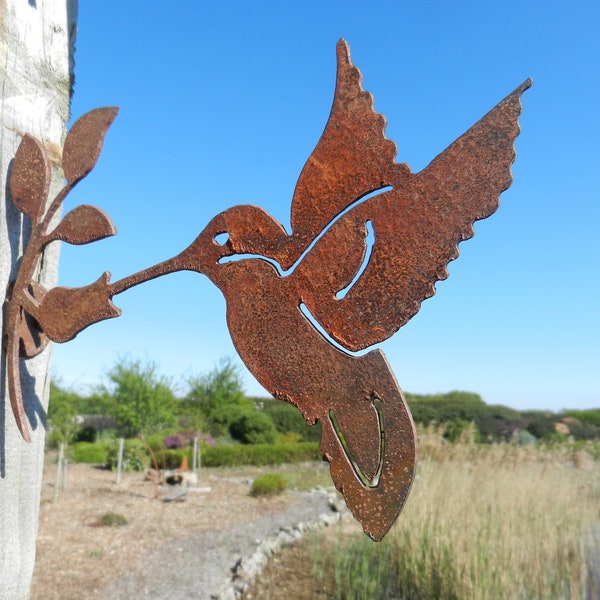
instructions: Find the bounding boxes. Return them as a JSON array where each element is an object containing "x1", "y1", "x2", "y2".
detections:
[
  {"x1": 98, "y1": 490, "x2": 334, "y2": 599},
  {"x1": 31, "y1": 459, "x2": 339, "y2": 600}
]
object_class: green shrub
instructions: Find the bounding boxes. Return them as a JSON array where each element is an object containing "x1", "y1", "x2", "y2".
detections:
[
  {"x1": 562, "y1": 409, "x2": 600, "y2": 428},
  {"x1": 524, "y1": 412, "x2": 561, "y2": 440},
  {"x1": 100, "y1": 512, "x2": 128, "y2": 527},
  {"x1": 145, "y1": 433, "x2": 168, "y2": 453},
  {"x1": 202, "y1": 442, "x2": 320, "y2": 467},
  {"x1": 251, "y1": 473, "x2": 288, "y2": 497},
  {"x1": 105, "y1": 439, "x2": 148, "y2": 472},
  {"x1": 74, "y1": 426, "x2": 97, "y2": 443},
  {"x1": 443, "y1": 420, "x2": 472, "y2": 443},
  {"x1": 263, "y1": 401, "x2": 322, "y2": 442},
  {"x1": 277, "y1": 432, "x2": 303, "y2": 444},
  {"x1": 185, "y1": 358, "x2": 251, "y2": 437},
  {"x1": 565, "y1": 419, "x2": 600, "y2": 441},
  {"x1": 68, "y1": 441, "x2": 109, "y2": 464},
  {"x1": 229, "y1": 410, "x2": 278, "y2": 444},
  {"x1": 152, "y1": 448, "x2": 192, "y2": 470}
]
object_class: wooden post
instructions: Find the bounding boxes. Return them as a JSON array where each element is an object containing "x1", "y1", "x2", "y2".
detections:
[
  {"x1": 116, "y1": 438, "x2": 124, "y2": 484},
  {"x1": 52, "y1": 443, "x2": 65, "y2": 503},
  {"x1": 192, "y1": 435, "x2": 198, "y2": 475},
  {"x1": 0, "y1": 2, "x2": 77, "y2": 597}
]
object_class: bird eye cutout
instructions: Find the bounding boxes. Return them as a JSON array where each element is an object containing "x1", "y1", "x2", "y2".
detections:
[{"x1": 214, "y1": 232, "x2": 230, "y2": 246}]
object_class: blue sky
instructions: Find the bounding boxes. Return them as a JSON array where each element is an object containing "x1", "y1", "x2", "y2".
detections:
[{"x1": 52, "y1": 1, "x2": 599, "y2": 411}]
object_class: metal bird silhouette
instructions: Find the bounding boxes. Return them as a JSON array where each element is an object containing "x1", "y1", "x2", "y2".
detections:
[{"x1": 6, "y1": 40, "x2": 530, "y2": 540}]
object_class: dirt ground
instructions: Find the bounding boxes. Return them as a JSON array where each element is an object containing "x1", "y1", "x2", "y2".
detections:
[{"x1": 30, "y1": 454, "x2": 346, "y2": 599}]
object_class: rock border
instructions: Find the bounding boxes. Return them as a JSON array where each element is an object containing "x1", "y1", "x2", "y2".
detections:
[{"x1": 218, "y1": 488, "x2": 347, "y2": 599}]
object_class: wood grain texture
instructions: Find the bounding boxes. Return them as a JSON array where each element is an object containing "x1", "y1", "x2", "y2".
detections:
[{"x1": 0, "y1": 1, "x2": 77, "y2": 597}]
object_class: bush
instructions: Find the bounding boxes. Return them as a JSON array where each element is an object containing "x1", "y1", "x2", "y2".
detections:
[
  {"x1": 100, "y1": 512, "x2": 128, "y2": 527},
  {"x1": 229, "y1": 410, "x2": 278, "y2": 444},
  {"x1": 250, "y1": 474, "x2": 288, "y2": 497},
  {"x1": 566, "y1": 419, "x2": 600, "y2": 441},
  {"x1": 443, "y1": 420, "x2": 472, "y2": 443},
  {"x1": 523, "y1": 411, "x2": 560, "y2": 440},
  {"x1": 105, "y1": 439, "x2": 149, "y2": 472},
  {"x1": 74, "y1": 426, "x2": 97, "y2": 443},
  {"x1": 185, "y1": 358, "x2": 252, "y2": 436},
  {"x1": 277, "y1": 432, "x2": 303, "y2": 444},
  {"x1": 263, "y1": 401, "x2": 321, "y2": 442},
  {"x1": 152, "y1": 448, "x2": 192, "y2": 470},
  {"x1": 406, "y1": 391, "x2": 488, "y2": 425},
  {"x1": 68, "y1": 441, "x2": 109, "y2": 464},
  {"x1": 202, "y1": 442, "x2": 320, "y2": 467},
  {"x1": 562, "y1": 409, "x2": 600, "y2": 428},
  {"x1": 163, "y1": 432, "x2": 192, "y2": 449}
]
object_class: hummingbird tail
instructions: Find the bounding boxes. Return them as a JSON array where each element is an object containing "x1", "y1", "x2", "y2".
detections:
[{"x1": 319, "y1": 358, "x2": 416, "y2": 541}]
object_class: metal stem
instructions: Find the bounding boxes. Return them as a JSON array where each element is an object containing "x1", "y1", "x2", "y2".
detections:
[{"x1": 109, "y1": 255, "x2": 184, "y2": 297}]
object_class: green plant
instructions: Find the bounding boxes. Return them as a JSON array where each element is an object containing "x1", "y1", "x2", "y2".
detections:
[
  {"x1": 442, "y1": 419, "x2": 472, "y2": 443},
  {"x1": 263, "y1": 400, "x2": 322, "y2": 442},
  {"x1": 47, "y1": 382, "x2": 83, "y2": 446},
  {"x1": 250, "y1": 473, "x2": 288, "y2": 497},
  {"x1": 277, "y1": 431, "x2": 303, "y2": 444},
  {"x1": 67, "y1": 441, "x2": 109, "y2": 464},
  {"x1": 105, "y1": 438, "x2": 148, "y2": 472},
  {"x1": 99, "y1": 512, "x2": 128, "y2": 527},
  {"x1": 185, "y1": 358, "x2": 252, "y2": 436},
  {"x1": 229, "y1": 410, "x2": 278, "y2": 444},
  {"x1": 202, "y1": 442, "x2": 320, "y2": 467},
  {"x1": 101, "y1": 358, "x2": 178, "y2": 437},
  {"x1": 153, "y1": 448, "x2": 192, "y2": 470}
]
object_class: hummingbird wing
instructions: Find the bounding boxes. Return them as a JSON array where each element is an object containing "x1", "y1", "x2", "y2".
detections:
[
  {"x1": 296, "y1": 78, "x2": 531, "y2": 351},
  {"x1": 282, "y1": 39, "x2": 407, "y2": 270}
]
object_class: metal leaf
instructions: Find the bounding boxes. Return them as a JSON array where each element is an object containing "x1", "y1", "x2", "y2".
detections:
[
  {"x1": 48, "y1": 204, "x2": 117, "y2": 245},
  {"x1": 62, "y1": 107, "x2": 118, "y2": 185},
  {"x1": 9, "y1": 134, "x2": 51, "y2": 223}
]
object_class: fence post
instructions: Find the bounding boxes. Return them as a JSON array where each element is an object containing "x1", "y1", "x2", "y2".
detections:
[
  {"x1": 116, "y1": 438, "x2": 125, "y2": 484},
  {"x1": 193, "y1": 436, "x2": 199, "y2": 476},
  {"x1": 52, "y1": 443, "x2": 66, "y2": 503}
]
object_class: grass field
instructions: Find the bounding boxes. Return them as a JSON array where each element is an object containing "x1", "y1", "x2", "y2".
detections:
[{"x1": 310, "y1": 430, "x2": 600, "y2": 599}]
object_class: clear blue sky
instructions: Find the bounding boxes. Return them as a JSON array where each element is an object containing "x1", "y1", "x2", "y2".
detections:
[{"x1": 52, "y1": 1, "x2": 599, "y2": 412}]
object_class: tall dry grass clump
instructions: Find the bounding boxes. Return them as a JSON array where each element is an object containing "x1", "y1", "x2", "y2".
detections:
[{"x1": 317, "y1": 429, "x2": 600, "y2": 599}]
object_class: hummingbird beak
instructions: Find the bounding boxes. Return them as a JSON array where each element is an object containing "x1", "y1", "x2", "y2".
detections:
[{"x1": 169, "y1": 219, "x2": 227, "y2": 275}]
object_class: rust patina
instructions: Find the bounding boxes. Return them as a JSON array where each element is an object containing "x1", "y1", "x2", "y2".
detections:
[{"x1": 4, "y1": 40, "x2": 530, "y2": 539}]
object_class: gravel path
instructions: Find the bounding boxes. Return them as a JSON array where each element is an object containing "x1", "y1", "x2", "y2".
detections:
[{"x1": 95, "y1": 489, "x2": 342, "y2": 599}]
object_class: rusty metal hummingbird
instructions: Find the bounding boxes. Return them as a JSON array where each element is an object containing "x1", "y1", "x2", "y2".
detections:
[{"x1": 4, "y1": 40, "x2": 530, "y2": 540}]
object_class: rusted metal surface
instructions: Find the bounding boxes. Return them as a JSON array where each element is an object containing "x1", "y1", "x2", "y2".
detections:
[
  {"x1": 4, "y1": 108, "x2": 119, "y2": 442},
  {"x1": 4, "y1": 40, "x2": 530, "y2": 540}
]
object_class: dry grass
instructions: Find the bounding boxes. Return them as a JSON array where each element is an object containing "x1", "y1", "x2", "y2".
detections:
[
  {"x1": 323, "y1": 431, "x2": 600, "y2": 599},
  {"x1": 250, "y1": 430, "x2": 600, "y2": 599}
]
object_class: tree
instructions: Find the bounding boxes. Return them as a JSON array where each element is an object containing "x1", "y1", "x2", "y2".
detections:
[
  {"x1": 102, "y1": 358, "x2": 178, "y2": 438},
  {"x1": 406, "y1": 391, "x2": 488, "y2": 425},
  {"x1": 229, "y1": 410, "x2": 278, "y2": 444},
  {"x1": 185, "y1": 358, "x2": 252, "y2": 437},
  {"x1": 562, "y1": 409, "x2": 600, "y2": 428},
  {"x1": 0, "y1": 2, "x2": 76, "y2": 596},
  {"x1": 47, "y1": 382, "x2": 82, "y2": 446},
  {"x1": 522, "y1": 410, "x2": 560, "y2": 441}
]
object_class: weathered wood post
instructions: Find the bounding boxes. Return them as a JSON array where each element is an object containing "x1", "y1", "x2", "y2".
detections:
[{"x1": 0, "y1": 2, "x2": 77, "y2": 597}]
